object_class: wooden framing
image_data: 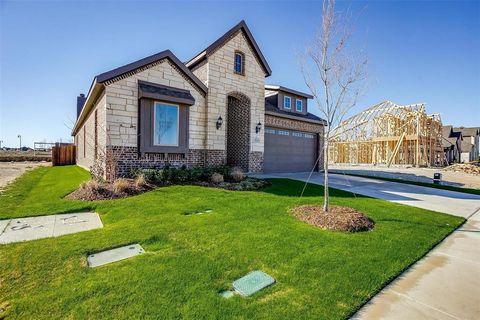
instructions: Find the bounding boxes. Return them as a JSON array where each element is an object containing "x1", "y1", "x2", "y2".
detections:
[{"x1": 329, "y1": 101, "x2": 444, "y2": 167}]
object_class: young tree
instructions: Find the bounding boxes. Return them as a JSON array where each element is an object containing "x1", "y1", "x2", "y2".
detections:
[{"x1": 301, "y1": 0, "x2": 368, "y2": 212}]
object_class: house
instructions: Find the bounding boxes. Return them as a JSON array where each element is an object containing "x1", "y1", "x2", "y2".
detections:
[
  {"x1": 454, "y1": 127, "x2": 480, "y2": 162},
  {"x1": 442, "y1": 125, "x2": 462, "y2": 164},
  {"x1": 72, "y1": 20, "x2": 325, "y2": 179}
]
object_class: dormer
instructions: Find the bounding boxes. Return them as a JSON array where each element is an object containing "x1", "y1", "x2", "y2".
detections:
[{"x1": 265, "y1": 85, "x2": 313, "y2": 116}]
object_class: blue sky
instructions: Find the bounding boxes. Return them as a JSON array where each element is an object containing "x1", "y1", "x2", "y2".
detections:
[{"x1": 1, "y1": 0, "x2": 479, "y2": 147}]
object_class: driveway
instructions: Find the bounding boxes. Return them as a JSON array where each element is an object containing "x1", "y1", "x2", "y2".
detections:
[{"x1": 257, "y1": 172, "x2": 480, "y2": 320}]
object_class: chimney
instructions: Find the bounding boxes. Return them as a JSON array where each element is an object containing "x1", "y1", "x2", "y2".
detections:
[{"x1": 77, "y1": 93, "x2": 86, "y2": 118}]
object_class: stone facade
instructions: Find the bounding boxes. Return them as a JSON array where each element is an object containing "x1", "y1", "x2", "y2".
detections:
[
  {"x1": 76, "y1": 93, "x2": 107, "y2": 172},
  {"x1": 73, "y1": 23, "x2": 325, "y2": 178},
  {"x1": 204, "y1": 31, "x2": 266, "y2": 154},
  {"x1": 104, "y1": 59, "x2": 207, "y2": 149}
]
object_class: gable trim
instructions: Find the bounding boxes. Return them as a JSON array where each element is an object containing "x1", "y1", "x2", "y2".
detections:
[{"x1": 185, "y1": 20, "x2": 272, "y2": 77}]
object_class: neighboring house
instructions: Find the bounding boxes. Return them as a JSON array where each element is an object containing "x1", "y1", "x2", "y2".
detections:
[
  {"x1": 72, "y1": 20, "x2": 325, "y2": 179},
  {"x1": 454, "y1": 127, "x2": 480, "y2": 162},
  {"x1": 442, "y1": 125, "x2": 462, "y2": 164}
]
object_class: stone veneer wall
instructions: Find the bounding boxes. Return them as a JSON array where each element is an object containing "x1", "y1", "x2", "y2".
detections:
[
  {"x1": 104, "y1": 59, "x2": 207, "y2": 149},
  {"x1": 76, "y1": 93, "x2": 107, "y2": 172},
  {"x1": 265, "y1": 114, "x2": 325, "y2": 171},
  {"x1": 205, "y1": 30, "x2": 266, "y2": 155}
]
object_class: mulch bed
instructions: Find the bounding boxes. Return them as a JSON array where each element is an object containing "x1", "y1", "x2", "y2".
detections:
[
  {"x1": 291, "y1": 205, "x2": 375, "y2": 232},
  {"x1": 66, "y1": 180, "x2": 152, "y2": 201}
]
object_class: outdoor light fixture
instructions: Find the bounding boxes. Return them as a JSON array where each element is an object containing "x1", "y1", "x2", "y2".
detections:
[
  {"x1": 216, "y1": 116, "x2": 223, "y2": 130},
  {"x1": 256, "y1": 122, "x2": 262, "y2": 134}
]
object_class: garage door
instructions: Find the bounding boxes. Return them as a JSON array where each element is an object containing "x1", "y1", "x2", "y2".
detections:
[{"x1": 264, "y1": 127, "x2": 318, "y2": 173}]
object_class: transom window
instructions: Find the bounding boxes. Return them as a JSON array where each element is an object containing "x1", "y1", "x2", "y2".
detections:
[
  {"x1": 153, "y1": 102, "x2": 179, "y2": 146},
  {"x1": 284, "y1": 96, "x2": 291, "y2": 109},
  {"x1": 296, "y1": 99, "x2": 303, "y2": 112},
  {"x1": 234, "y1": 51, "x2": 244, "y2": 75}
]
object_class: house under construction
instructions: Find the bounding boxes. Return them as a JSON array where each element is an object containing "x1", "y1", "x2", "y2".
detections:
[{"x1": 329, "y1": 101, "x2": 444, "y2": 167}]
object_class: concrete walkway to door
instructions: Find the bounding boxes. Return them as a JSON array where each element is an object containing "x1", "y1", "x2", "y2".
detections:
[{"x1": 256, "y1": 172, "x2": 480, "y2": 320}]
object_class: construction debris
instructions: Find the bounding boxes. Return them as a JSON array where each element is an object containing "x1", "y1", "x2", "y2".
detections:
[
  {"x1": 329, "y1": 101, "x2": 444, "y2": 167},
  {"x1": 443, "y1": 163, "x2": 480, "y2": 175}
]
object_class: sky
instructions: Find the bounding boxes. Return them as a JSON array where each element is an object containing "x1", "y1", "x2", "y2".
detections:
[{"x1": 0, "y1": 0, "x2": 479, "y2": 148}]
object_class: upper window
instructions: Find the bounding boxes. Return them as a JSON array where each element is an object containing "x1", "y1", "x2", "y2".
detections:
[
  {"x1": 234, "y1": 51, "x2": 244, "y2": 75},
  {"x1": 153, "y1": 102, "x2": 179, "y2": 146},
  {"x1": 296, "y1": 99, "x2": 303, "y2": 112},
  {"x1": 284, "y1": 96, "x2": 291, "y2": 109}
]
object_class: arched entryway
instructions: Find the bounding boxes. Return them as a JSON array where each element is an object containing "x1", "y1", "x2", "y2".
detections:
[{"x1": 226, "y1": 92, "x2": 251, "y2": 171}]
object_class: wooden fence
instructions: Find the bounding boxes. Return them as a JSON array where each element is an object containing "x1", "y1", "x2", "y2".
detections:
[{"x1": 52, "y1": 144, "x2": 76, "y2": 166}]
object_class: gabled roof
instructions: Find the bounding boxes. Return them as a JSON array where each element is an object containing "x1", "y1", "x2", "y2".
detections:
[
  {"x1": 96, "y1": 50, "x2": 207, "y2": 93},
  {"x1": 185, "y1": 20, "x2": 272, "y2": 77},
  {"x1": 73, "y1": 50, "x2": 207, "y2": 135},
  {"x1": 265, "y1": 85, "x2": 313, "y2": 99},
  {"x1": 454, "y1": 127, "x2": 480, "y2": 137}
]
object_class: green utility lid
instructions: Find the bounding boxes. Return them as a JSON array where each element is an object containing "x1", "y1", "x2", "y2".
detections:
[{"x1": 233, "y1": 270, "x2": 275, "y2": 296}]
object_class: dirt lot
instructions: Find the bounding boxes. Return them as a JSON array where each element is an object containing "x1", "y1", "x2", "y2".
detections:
[
  {"x1": 0, "y1": 162, "x2": 50, "y2": 190},
  {"x1": 330, "y1": 164, "x2": 480, "y2": 189}
]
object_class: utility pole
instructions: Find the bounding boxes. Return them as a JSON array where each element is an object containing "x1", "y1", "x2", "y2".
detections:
[
  {"x1": 17, "y1": 134, "x2": 22, "y2": 150},
  {"x1": 0, "y1": 140, "x2": 3, "y2": 149}
]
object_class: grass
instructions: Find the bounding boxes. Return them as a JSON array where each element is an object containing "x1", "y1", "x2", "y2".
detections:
[
  {"x1": 333, "y1": 172, "x2": 480, "y2": 195},
  {"x1": 0, "y1": 166, "x2": 464, "y2": 319}
]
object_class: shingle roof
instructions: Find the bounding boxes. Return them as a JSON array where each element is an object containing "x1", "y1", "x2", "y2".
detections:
[
  {"x1": 185, "y1": 20, "x2": 272, "y2": 77},
  {"x1": 454, "y1": 127, "x2": 480, "y2": 137},
  {"x1": 138, "y1": 80, "x2": 195, "y2": 105},
  {"x1": 96, "y1": 50, "x2": 207, "y2": 94},
  {"x1": 264, "y1": 85, "x2": 313, "y2": 99},
  {"x1": 265, "y1": 100, "x2": 325, "y2": 124}
]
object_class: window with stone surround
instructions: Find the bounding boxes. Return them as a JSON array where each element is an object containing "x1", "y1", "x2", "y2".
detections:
[{"x1": 234, "y1": 51, "x2": 245, "y2": 75}]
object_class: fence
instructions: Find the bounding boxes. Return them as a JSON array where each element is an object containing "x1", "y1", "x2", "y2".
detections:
[{"x1": 52, "y1": 143, "x2": 76, "y2": 166}]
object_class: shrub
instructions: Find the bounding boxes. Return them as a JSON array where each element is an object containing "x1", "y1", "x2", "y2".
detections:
[
  {"x1": 211, "y1": 173, "x2": 224, "y2": 183},
  {"x1": 230, "y1": 167, "x2": 245, "y2": 182},
  {"x1": 113, "y1": 178, "x2": 130, "y2": 194},
  {"x1": 80, "y1": 179, "x2": 101, "y2": 192},
  {"x1": 134, "y1": 174, "x2": 147, "y2": 188}
]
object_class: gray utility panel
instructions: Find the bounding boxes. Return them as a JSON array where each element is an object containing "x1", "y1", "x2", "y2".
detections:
[
  {"x1": 264, "y1": 127, "x2": 318, "y2": 173},
  {"x1": 87, "y1": 244, "x2": 145, "y2": 268}
]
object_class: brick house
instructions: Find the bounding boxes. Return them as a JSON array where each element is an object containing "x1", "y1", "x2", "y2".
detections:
[{"x1": 72, "y1": 20, "x2": 325, "y2": 179}]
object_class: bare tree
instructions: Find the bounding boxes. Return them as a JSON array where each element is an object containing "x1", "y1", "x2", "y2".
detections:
[{"x1": 301, "y1": 0, "x2": 368, "y2": 212}]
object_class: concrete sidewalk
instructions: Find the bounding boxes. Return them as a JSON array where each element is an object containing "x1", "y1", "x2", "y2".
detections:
[{"x1": 258, "y1": 172, "x2": 480, "y2": 320}]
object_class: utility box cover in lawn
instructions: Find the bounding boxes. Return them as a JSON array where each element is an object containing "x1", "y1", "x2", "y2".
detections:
[
  {"x1": 233, "y1": 270, "x2": 275, "y2": 296},
  {"x1": 88, "y1": 244, "x2": 145, "y2": 267}
]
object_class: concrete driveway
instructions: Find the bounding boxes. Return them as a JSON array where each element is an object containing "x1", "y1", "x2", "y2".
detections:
[{"x1": 258, "y1": 172, "x2": 480, "y2": 320}]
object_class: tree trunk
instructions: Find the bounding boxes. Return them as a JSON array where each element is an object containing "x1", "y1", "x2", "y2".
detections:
[{"x1": 323, "y1": 133, "x2": 329, "y2": 212}]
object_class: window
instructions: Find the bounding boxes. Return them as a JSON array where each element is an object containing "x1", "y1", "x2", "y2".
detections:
[
  {"x1": 153, "y1": 102, "x2": 179, "y2": 146},
  {"x1": 284, "y1": 96, "x2": 291, "y2": 109},
  {"x1": 265, "y1": 128, "x2": 275, "y2": 134},
  {"x1": 234, "y1": 51, "x2": 244, "y2": 75},
  {"x1": 296, "y1": 99, "x2": 303, "y2": 112}
]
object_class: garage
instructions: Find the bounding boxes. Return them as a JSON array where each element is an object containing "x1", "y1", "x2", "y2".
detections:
[{"x1": 264, "y1": 127, "x2": 318, "y2": 173}]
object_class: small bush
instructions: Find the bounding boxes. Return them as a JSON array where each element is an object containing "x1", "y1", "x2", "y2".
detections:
[
  {"x1": 230, "y1": 167, "x2": 245, "y2": 182},
  {"x1": 113, "y1": 178, "x2": 130, "y2": 194},
  {"x1": 80, "y1": 179, "x2": 101, "y2": 192},
  {"x1": 211, "y1": 173, "x2": 224, "y2": 183},
  {"x1": 134, "y1": 174, "x2": 147, "y2": 188}
]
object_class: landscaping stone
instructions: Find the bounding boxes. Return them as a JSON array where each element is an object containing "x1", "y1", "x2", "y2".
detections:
[
  {"x1": 87, "y1": 244, "x2": 145, "y2": 268},
  {"x1": 0, "y1": 212, "x2": 102, "y2": 244}
]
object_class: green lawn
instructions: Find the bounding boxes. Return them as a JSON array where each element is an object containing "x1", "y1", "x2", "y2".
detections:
[{"x1": 0, "y1": 166, "x2": 464, "y2": 319}]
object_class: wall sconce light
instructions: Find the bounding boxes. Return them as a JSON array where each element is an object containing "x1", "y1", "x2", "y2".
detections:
[
  {"x1": 216, "y1": 116, "x2": 223, "y2": 130},
  {"x1": 256, "y1": 122, "x2": 262, "y2": 134}
]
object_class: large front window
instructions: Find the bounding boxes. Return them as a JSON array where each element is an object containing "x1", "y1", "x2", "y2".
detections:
[{"x1": 154, "y1": 102, "x2": 179, "y2": 146}]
